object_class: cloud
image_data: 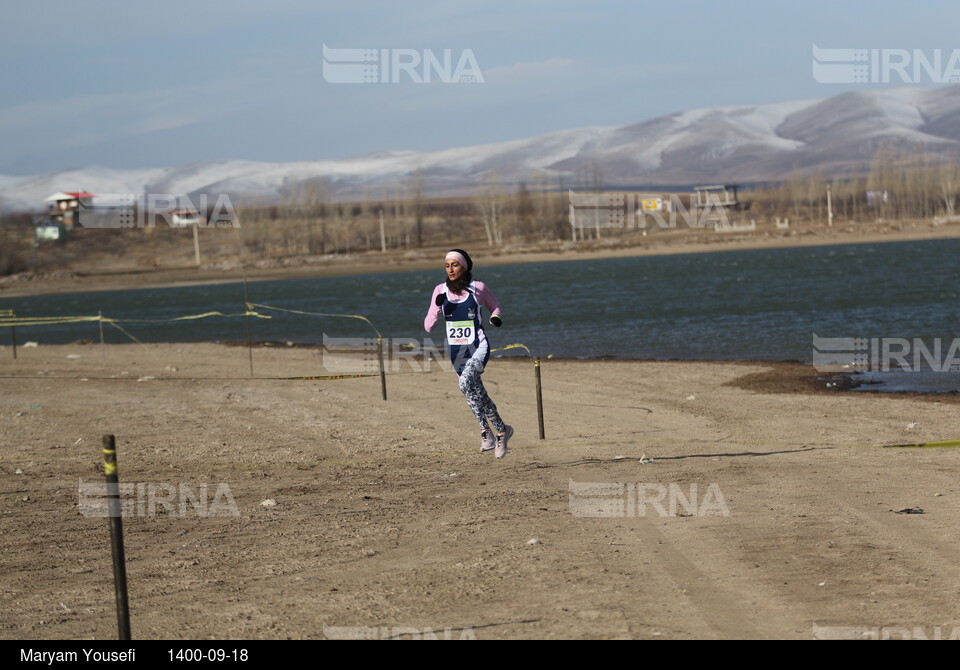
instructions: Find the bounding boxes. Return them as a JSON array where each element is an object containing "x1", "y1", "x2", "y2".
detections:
[
  {"x1": 0, "y1": 76, "x2": 257, "y2": 173},
  {"x1": 0, "y1": 0, "x2": 342, "y2": 52}
]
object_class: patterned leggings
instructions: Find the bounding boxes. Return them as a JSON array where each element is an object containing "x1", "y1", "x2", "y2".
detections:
[{"x1": 458, "y1": 355, "x2": 506, "y2": 433}]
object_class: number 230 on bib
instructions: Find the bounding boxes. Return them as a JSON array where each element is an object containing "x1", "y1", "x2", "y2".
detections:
[{"x1": 446, "y1": 320, "x2": 475, "y2": 346}]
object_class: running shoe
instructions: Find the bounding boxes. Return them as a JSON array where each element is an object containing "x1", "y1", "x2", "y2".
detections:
[
  {"x1": 495, "y1": 425, "x2": 514, "y2": 460},
  {"x1": 480, "y1": 429, "x2": 496, "y2": 452}
]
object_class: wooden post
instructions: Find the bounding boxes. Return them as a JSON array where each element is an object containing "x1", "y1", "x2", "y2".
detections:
[
  {"x1": 102, "y1": 434, "x2": 132, "y2": 641},
  {"x1": 534, "y1": 357, "x2": 545, "y2": 440},
  {"x1": 2, "y1": 309, "x2": 16, "y2": 359},
  {"x1": 98, "y1": 311, "x2": 105, "y2": 361},
  {"x1": 243, "y1": 278, "x2": 254, "y2": 377},
  {"x1": 378, "y1": 337, "x2": 387, "y2": 401}
]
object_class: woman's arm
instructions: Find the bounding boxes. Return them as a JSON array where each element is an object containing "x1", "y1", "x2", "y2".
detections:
[
  {"x1": 424, "y1": 284, "x2": 445, "y2": 332},
  {"x1": 473, "y1": 281, "x2": 502, "y2": 325}
]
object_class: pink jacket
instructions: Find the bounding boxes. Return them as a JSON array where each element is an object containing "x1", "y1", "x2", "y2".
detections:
[{"x1": 424, "y1": 280, "x2": 502, "y2": 332}]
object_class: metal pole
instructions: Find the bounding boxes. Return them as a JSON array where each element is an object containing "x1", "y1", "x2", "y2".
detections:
[
  {"x1": 10, "y1": 325, "x2": 16, "y2": 360},
  {"x1": 243, "y1": 278, "x2": 254, "y2": 377},
  {"x1": 534, "y1": 357, "x2": 545, "y2": 440},
  {"x1": 102, "y1": 434, "x2": 132, "y2": 641},
  {"x1": 378, "y1": 337, "x2": 387, "y2": 401}
]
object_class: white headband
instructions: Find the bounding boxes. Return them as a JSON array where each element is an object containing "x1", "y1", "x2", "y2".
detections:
[{"x1": 445, "y1": 251, "x2": 468, "y2": 269}]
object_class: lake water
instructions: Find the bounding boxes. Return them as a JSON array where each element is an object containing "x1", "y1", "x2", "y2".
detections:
[{"x1": 4, "y1": 238, "x2": 960, "y2": 391}]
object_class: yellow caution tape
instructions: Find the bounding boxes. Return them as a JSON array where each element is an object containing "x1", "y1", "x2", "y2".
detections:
[
  {"x1": 0, "y1": 316, "x2": 101, "y2": 326},
  {"x1": 0, "y1": 310, "x2": 270, "y2": 328},
  {"x1": 247, "y1": 303, "x2": 381, "y2": 337},
  {"x1": 492, "y1": 343, "x2": 532, "y2": 356},
  {"x1": 116, "y1": 310, "x2": 270, "y2": 323}
]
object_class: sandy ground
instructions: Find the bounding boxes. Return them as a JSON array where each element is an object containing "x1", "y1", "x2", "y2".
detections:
[{"x1": 1, "y1": 343, "x2": 959, "y2": 640}]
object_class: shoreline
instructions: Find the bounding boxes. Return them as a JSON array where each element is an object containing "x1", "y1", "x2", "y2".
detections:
[
  {"x1": 4, "y1": 340, "x2": 958, "y2": 400},
  {"x1": 2, "y1": 223, "x2": 959, "y2": 298}
]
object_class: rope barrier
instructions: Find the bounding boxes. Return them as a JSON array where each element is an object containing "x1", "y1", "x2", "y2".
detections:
[
  {"x1": 245, "y1": 302, "x2": 381, "y2": 337},
  {"x1": 0, "y1": 309, "x2": 270, "y2": 328},
  {"x1": 0, "y1": 304, "x2": 535, "y2": 410},
  {"x1": 492, "y1": 342, "x2": 532, "y2": 356},
  {"x1": 107, "y1": 321, "x2": 145, "y2": 345}
]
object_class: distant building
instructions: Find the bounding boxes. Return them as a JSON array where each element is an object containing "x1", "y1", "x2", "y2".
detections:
[
  {"x1": 638, "y1": 195, "x2": 670, "y2": 213},
  {"x1": 171, "y1": 209, "x2": 204, "y2": 227},
  {"x1": 35, "y1": 222, "x2": 66, "y2": 241},
  {"x1": 44, "y1": 191, "x2": 96, "y2": 227},
  {"x1": 694, "y1": 185, "x2": 739, "y2": 209}
]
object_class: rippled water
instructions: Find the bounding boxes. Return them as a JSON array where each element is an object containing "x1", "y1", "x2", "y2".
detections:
[{"x1": 4, "y1": 238, "x2": 960, "y2": 390}]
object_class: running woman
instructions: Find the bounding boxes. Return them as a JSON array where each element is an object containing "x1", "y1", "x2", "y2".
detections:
[{"x1": 424, "y1": 249, "x2": 514, "y2": 459}]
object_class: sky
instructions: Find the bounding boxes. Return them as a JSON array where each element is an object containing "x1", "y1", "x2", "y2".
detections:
[{"x1": 2, "y1": 0, "x2": 960, "y2": 176}]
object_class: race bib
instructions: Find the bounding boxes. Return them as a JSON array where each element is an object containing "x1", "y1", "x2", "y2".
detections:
[{"x1": 446, "y1": 320, "x2": 476, "y2": 346}]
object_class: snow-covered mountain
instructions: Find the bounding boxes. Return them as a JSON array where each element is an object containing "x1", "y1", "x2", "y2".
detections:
[{"x1": 3, "y1": 86, "x2": 960, "y2": 212}]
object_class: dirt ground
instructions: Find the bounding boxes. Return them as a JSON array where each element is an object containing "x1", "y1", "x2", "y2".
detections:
[{"x1": 2, "y1": 343, "x2": 959, "y2": 640}]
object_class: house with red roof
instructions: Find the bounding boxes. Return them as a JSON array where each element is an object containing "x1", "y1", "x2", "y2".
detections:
[{"x1": 44, "y1": 191, "x2": 96, "y2": 227}]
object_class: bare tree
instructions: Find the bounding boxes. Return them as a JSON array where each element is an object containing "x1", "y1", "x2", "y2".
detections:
[
  {"x1": 475, "y1": 172, "x2": 504, "y2": 246},
  {"x1": 867, "y1": 142, "x2": 894, "y2": 220},
  {"x1": 531, "y1": 171, "x2": 552, "y2": 242},
  {"x1": 515, "y1": 182, "x2": 534, "y2": 240},
  {"x1": 804, "y1": 169, "x2": 824, "y2": 223},
  {"x1": 786, "y1": 166, "x2": 804, "y2": 222},
  {"x1": 591, "y1": 163, "x2": 604, "y2": 240},
  {"x1": 408, "y1": 167, "x2": 425, "y2": 247},
  {"x1": 295, "y1": 176, "x2": 330, "y2": 255},
  {"x1": 938, "y1": 160, "x2": 959, "y2": 217}
]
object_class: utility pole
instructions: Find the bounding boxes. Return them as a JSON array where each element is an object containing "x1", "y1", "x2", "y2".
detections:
[
  {"x1": 379, "y1": 208, "x2": 386, "y2": 252},
  {"x1": 826, "y1": 184, "x2": 834, "y2": 227},
  {"x1": 193, "y1": 223, "x2": 201, "y2": 266}
]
